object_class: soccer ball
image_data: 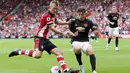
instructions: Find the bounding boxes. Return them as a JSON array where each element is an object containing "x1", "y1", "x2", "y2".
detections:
[{"x1": 50, "y1": 66, "x2": 61, "y2": 73}]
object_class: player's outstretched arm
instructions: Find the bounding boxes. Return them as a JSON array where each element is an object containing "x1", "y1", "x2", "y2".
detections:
[
  {"x1": 49, "y1": 24, "x2": 68, "y2": 37},
  {"x1": 49, "y1": 24, "x2": 62, "y2": 34},
  {"x1": 65, "y1": 30, "x2": 76, "y2": 37},
  {"x1": 55, "y1": 19, "x2": 72, "y2": 25}
]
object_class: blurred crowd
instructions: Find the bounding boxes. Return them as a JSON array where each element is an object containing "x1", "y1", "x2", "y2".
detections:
[{"x1": 0, "y1": 0, "x2": 130, "y2": 38}]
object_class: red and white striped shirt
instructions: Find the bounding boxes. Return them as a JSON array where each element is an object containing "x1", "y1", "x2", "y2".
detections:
[{"x1": 36, "y1": 11, "x2": 56, "y2": 39}]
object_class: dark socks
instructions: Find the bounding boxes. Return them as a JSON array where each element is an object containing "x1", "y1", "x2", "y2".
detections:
[
  {"x1": 108, "y1": 38, "x2": 111, "y2": 44},
  {"x1": 95, "y1": 37, "x2": 97, "y2": 40},
  {"x1": 115, "y1": 37, "x2": 118, "y2": 47},
  {"x1": 75, "y1": 53, "x2": 82, "y2": 65},
  {"x1": 89, "y1": 54, "x2": 96, "y2": 71}
]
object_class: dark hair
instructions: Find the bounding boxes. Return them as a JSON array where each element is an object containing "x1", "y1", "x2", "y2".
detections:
[{"x1": 77, "y1": 8, "x2": 86, "y2": 13}]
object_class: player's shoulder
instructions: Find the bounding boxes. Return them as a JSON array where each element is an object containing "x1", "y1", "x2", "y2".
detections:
[
  {"x1": 85, "y1": 19, "x2": 93, "y2": 23},
  {"x1": 85, "y1": 19, "x2": 91, "y2": 21},
  {"x1": 116, "y1": 13, "x2": 120, "y2": 15},
  {"x1": 85, "y1": 19, "x2": 94, "y2": 26},
  {"x1": 41, "y1": 11, "x2": 52, "y2": 19},
  {"x1": 69, "y1": 17, "x2": 77, "y2": 23}
]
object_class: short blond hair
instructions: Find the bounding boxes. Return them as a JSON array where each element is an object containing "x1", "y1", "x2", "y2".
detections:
[{"x1": 50, "y1": 0, "x2": 59, "y2": 7}]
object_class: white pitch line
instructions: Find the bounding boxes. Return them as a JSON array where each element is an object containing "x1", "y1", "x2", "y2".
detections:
[{"x1": 68, "y1": 49, "x2": 73, "y2": 51}]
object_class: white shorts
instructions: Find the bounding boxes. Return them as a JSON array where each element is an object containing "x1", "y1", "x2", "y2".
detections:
[
  {"x1": 109, "y1": 27, "x2": 119, "y2": 36},
  {"x1": 71, "y1": 41, "x2": 92, "y2": 55}
]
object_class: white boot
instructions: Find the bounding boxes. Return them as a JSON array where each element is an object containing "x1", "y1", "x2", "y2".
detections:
[
  {"x1": 96, "y1": 40, "x2": 98, "y2": 42},
  {"x1": 79, "y1": 65, "x2": 84, "y2": 73},
  {"x1": 115, "y1": 47, "x2": 119, "y2": 51},
  {"x1": 92, "y1": 70, "x2": 97, "y2": 73},
  {"x1": 106, "y1": 44, "x2": 109, "y2": 50}
]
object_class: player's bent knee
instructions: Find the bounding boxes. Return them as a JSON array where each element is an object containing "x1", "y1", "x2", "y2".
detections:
[
  {"x1": 56, "y1": 50, "x2": 63, "y2": 56},
  {"x1": 87, "y1": 46, "x2": 94, "y2": 55},
  {"x1": 88, "y1": 51, "x2": 94, "y2": 55},
  {"x1": 73, "y1": 48, "x2": 81, "y2": 54},
  {"x1": 34, "y1": 54, "x2": 41, "y2": 59},
  {"x1": 59, "y1": 50, "x2": 63, "y2": 55},
  {"x1": 34, "y1": 50, "x2": 42, "y2": 59}
]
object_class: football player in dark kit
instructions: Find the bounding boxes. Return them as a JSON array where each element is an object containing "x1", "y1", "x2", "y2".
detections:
[
  {"x1": 68, "y1": 8, "x2": 97, "y2": 73},
  {"x1": 105, "y1": 6, "x2": 120, "y2": 51}
]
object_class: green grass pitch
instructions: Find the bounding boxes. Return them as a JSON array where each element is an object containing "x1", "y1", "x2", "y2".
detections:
[{"x1": 0, "y1": 38, "x2": 130, "y2": 73}]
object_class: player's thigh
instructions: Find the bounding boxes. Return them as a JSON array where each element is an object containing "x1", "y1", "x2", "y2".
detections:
[
  {"x1": 34, "y1": 37, "x2": 43, "y2": 56},
  {"x1": 50, "y1": 48, "x2": 63, "y2": 56},
  {"x1": 72, "y1": 41, "x2": 82, "y2": 53},
  {"x1": 113, "y1": 27, "x2": 119, "y2": 37},
  {"x1": 34, "y1": 37, "x2": 57, "y2": 55},
  {"x1": 82, "y1": 42, "x2": 94, "y2": 55},
  {"x1": 109, "y1": 28, "x2": 114, "y2": 37},
  {"x1": 41, "y1": 38, "x2": 59, "y2": 55}
]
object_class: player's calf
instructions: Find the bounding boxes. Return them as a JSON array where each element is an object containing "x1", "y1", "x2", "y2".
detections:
[
  {"x1": 50, "y1": 48, "x2": 79, "y2": 73},
  {"x1": 51, "y1": 48, "x2": 69, "y2": 71},
  {"x1": 87, "y1": 46, "x2": 96, "y2": 72},
  {"x1": 9, "y1": 49, "x2": 42, "y2": 59},
  {"x1": 18, "y1": 49, "x2": 42, "y2": 59}
]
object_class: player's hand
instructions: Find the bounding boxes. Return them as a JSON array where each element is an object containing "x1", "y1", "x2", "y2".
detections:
[
  {"x1": 66, "y1": 19, "x2": 72, "y2": 24},
  {"x1": 65, "y1": 31, "x2": 76, "y2": 37},
  {"x1": 74, "y1": 31, "x2": 78, "y2": 37},
  {"x1": 61, "y1": 32, "x2": 69, "y2": 37},
  {"x1": 93, "y1": 30, "x2": 100, "y2": 38}
]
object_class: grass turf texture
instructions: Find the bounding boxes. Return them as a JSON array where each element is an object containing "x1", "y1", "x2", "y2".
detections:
[{"x1": 0, "y1": 38, "x2": 130, "y2": 73}]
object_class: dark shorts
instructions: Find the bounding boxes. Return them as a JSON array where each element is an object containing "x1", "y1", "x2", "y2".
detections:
[{"x1": 34, "y1": 37, "x2": 57, "y2": 54}]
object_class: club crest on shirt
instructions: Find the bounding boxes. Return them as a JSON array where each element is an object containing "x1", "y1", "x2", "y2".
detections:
[
  {"x1": 84, "y1": 23, "x2": 88, "y2": 27},
  {"x1": 47, "y1": 17, "x2": 51, "y2": 21}
]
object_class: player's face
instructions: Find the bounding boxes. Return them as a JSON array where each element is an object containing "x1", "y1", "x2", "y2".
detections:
[
  {"x1": 111, "y1": 8, "x2": 117, "y2": 13},
  {"x1": 49, "y1": 3, "x2": 58, "y2": 14},
  {"x1": 77, "y1": 12, "x2": 86, "y2": 20}
]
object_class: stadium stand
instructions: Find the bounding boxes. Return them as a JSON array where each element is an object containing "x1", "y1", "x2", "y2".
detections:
[{"x1": 0, "y1": 0, "x2": 130, "y2": 38}]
